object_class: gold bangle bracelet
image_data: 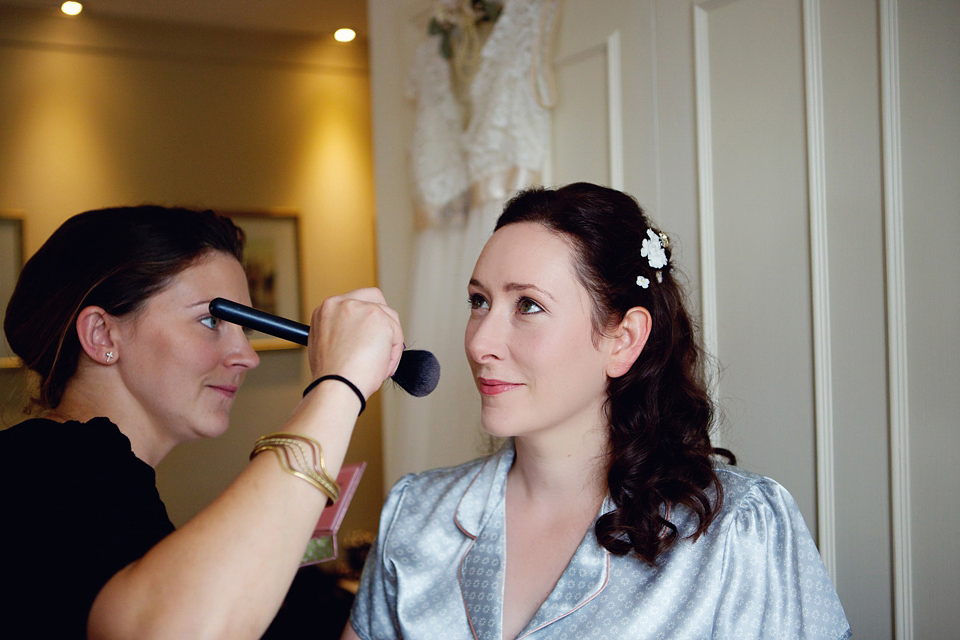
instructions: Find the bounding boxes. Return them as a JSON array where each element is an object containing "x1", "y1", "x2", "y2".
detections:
[
  {"x1": 251, "y1": 440, "x2": 340, "y2": 504},
  {"x1": 251, "y1": 433, "x2": 340, "y2": 502},
  {"x1": 251, "y1": 433, "x2": 341, "y2": 504}
]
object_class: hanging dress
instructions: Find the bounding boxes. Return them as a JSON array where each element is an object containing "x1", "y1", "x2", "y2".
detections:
[{"x1": 388, "y1": 0, "x2": 560, "y2": 480}]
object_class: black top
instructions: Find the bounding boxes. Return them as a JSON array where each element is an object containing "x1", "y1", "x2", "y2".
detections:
[{"x1": 0, "y1": 417, "x2": 175, "y2": 639}]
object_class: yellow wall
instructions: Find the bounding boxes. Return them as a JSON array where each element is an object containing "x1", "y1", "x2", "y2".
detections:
[{"x1": 0, "y1": 6, "x2": 383, "y2": 545}]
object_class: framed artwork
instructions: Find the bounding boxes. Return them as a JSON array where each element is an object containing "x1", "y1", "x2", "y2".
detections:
[
  {"x1": 221, "y1": 210, "x2": 304, "y2": 351},
  {"x1": 1, "y1": 213, "x2": 24, "y2": 368}
]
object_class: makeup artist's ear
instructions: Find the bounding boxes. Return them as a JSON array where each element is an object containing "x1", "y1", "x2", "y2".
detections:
[
  {"x1": 75, "y1": 306, "x2": 120, "y2": 365},
  {"x1": 605, "y1": 306, "x2": 651, "y2": 378}
]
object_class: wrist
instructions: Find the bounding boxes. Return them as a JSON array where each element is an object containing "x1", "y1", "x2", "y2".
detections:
[{"x1": 303, "y1": 374, "x2": 366, "y2": 415}]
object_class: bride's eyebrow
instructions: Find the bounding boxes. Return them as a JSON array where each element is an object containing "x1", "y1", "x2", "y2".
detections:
[
  {"x1": 469, "y1": 279, "x2": 557, "y2": 303},
  {"x1": 504, "y1": 282, "x2": 556, "y2": 302}
]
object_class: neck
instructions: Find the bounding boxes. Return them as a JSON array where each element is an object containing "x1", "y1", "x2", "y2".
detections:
[
  {"x1": 509, "y1": 425, "x2": 609, "y2": 508},
  {"x1": 54, "y1": 374, "x2": 173, "y2": 468}
]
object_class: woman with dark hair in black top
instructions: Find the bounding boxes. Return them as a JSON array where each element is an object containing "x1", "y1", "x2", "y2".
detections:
[{"x1": 1, "y1": 205, "x2": 404, "y2": 639}]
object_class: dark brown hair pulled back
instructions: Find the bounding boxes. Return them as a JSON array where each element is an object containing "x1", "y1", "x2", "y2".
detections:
[
  {"x1": 4, "y1": 205, "x2": 245, "y2": 410},
  {"x1": 495, "y1": 183, "x2": 734, "y2": 564}
]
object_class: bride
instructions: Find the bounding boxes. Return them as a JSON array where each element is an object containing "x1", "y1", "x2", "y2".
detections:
[{"x1": 344, "y1": 182, "x2": 851, "y2": 640}]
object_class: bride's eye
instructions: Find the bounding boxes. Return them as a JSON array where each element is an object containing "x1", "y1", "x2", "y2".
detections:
[
  {"x1": 200, "y1": 316, "x2": 220, "y2": 330},
  {"x1": 518, "y1": 297, "x2": 544, "y2": 314},
  {"x1": 469, "y1": 293, "x2": 489, "y2": 310}
]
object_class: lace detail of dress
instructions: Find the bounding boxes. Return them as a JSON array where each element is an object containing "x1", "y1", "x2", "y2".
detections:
[
  {"x1": 406, "y1": 37, "x2": 471, "y2": 228},
  {"x1": 391, "y1": 0, "x2": 561, "y2": 480},
  {"x1": 464, "y1": 0, "x2": 559, "y2": 206},
  {"x1": 406, "y1": 0, "x2": 560, "y2": 226}
]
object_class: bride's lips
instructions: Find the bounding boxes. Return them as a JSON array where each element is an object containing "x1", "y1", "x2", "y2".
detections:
[
  {"x1": 477, "y1": 377, "x2": 522, "y2": 396},
  {"x1": 209, "y1": 384, "x2": 239, "y2": 398}
]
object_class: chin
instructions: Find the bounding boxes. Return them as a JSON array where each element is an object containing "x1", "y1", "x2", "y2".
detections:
[
  {"x1": 195, "y1": 414, "x2": 231, "y2": 440},
  {"x1": 478, "y1": 408, "x2": 521, "y2": 440},
  {"x1": 206, "y1": 424, "x2": 230, "y2": 439}
]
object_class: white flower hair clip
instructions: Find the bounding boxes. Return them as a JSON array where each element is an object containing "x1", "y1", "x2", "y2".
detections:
[
  {"x1": 641, "y1": 229, "x2": 668, "y2": 268},
  {"x1": 637, "y1": 228, "x2": 669, "y2": 287}
]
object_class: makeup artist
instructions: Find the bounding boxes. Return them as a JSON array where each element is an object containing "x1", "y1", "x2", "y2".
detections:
[{"x1": 0, "y1": 205, "x2": 403, "y2": 639}]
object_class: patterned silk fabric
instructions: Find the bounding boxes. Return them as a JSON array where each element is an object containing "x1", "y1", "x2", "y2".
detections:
[{"x1": 350, "y1": 443, "x2": 852, "y2": 639}]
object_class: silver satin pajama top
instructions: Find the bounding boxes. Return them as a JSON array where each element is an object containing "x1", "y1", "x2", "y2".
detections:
[{"x1": 349, "y1": 443, "x2": 851, "y2": 639}]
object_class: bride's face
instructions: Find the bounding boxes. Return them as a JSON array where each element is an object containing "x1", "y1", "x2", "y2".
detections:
[{"x1": 464, "y1": 222, "x2": 614, "y2": 442}]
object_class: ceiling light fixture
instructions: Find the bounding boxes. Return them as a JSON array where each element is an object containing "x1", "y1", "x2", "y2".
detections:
[
  {"x1": 334, "y1": 28, "x2": 356, "y2": 43},
  {"x1": 61, "y1": 1, "x2": 83, "y2": 16}
]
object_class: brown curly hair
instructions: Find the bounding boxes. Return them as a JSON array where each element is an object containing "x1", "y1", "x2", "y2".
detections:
[{"x1": 495, "y1": 183, "x2": 734, "y2": 564}]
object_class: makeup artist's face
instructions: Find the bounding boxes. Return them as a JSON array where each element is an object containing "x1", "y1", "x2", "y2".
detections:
[
  {"x1": 465, "y1": 222, "x2": 613, "y2": 442},
  {"x1": 114, "y1": 251, "x2": 259, "y2": 451}
]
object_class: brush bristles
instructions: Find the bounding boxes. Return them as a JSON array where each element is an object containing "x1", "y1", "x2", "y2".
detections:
[{"x1": 392, "y1": 350, "x2": 440, "y2": 397}]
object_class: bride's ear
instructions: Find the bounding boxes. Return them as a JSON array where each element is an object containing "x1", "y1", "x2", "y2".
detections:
[
  {"x1": 75, "y1": 306, "x2": 120, "y2": 366},
  {"x1": 605, "y1": 306, "x2": 651, "y2": 378}
]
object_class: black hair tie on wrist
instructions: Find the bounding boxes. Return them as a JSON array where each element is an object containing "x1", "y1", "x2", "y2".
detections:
[{"x1": 303, "y1": 375, "x2": 366, "y2": 415}]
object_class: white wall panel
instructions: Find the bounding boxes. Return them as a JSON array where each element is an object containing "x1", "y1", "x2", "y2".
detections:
[
  {"x1": 897, "y1": 1, "x2": 960, "y2": 636},
  {"x1": 819, "y1": 0, "x2": 892, "y2": 636},
  {"x1": 696, "y1": 0, "x2": 818, "y2": 528},
  {"x1": 551, "y1": 42, "x2": 612, "y2": 187},
  {"x1": 801, "y1": 0, "x2": 837, "y2": 581}
]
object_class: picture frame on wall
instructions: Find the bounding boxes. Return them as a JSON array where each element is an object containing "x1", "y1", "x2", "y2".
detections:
[
  {"x1": 1, "y1": 213, "x2": 24, "y2": 368},
  {"x1": 221, "y1": 210, "x2": 304, "y2": 352}
]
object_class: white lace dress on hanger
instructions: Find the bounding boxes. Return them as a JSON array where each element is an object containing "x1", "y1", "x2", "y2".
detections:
[{"x1": 391, "y1": 0, "x2": 560, "y2": 478}]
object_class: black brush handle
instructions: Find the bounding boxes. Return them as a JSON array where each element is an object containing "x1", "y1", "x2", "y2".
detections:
[
  {"x1": 209, "y1": 298, "x2": 440, "y2": 397},
  {"x1": 210, "y1": 298, "x2": 309, "y2": 345}
]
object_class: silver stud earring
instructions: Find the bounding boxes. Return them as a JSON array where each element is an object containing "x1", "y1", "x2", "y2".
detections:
[{"x1": 105, "y1": 351, "x2": 115, "y2": 363}]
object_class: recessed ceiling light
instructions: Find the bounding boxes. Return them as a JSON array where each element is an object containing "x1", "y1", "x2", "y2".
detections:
[
  {"x1": 61, "y1": 1, "x2": 83, "y2": 16},
  {"x1": 334, "y1": 28, "x2": 356, "y2": 43}
]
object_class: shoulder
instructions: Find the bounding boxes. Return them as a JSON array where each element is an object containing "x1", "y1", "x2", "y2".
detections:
[
  {"x1": 712, "y1": 464, "x2": 805, "y2": 526},
  {"x1": 703, "y1": 466, "x2": 852, "y2": 637},
  {"x1": 0, "y1": 416, "x2": 173, "y2": 596},
  {"x1": 705, "y1": 464, "x2": 827, "y2": 575},
  {"x1": 375, "y1": 448, "x2": 508, "y2": 545},
  {"x1": 383, "y1": 453, "x2": 499, "y2": 516},
  {"x1": 715, "y1": 464, "x2": 787, "y2": 503},
  {"x1": 2, "y1": 415, "x2": 125, "y2": 440},
  {"x1": 0, "y1": 416, "x2": 133, "y2": 466},
  {"x1": 0, "y1": 415, "x2": 166, "y2": 534},
  {"x1": 663, "y1": 464, "x2": 797, "y2": 540}
]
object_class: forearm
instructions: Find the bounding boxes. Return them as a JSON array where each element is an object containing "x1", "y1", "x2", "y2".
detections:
[{"x1": 88, "y1": 381, "x2": 362, "y2": 640}]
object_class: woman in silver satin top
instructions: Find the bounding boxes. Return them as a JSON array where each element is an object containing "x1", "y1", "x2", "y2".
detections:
[{"x1": 346, "y1": 183, "x2": 851, "y2": 640}]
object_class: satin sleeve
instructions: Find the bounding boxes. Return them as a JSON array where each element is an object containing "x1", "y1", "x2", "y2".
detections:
[
  {"x1": 712, "y1": 475, "x2": 852, "y2": 639},
  {"x1": 348, "y1": 474, "x2": 412, "y2": 640}
]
